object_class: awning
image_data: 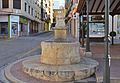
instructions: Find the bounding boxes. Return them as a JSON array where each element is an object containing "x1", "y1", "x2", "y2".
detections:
[
  {"x1": 65, "y1": 3, "x2": 73, "y2": 17},
  {"x1": 78, "y1": 0, "x2": 120, "y2": 16},
  {"x1": 65, "y1": 3, "x2": 78, "y2": 18}
]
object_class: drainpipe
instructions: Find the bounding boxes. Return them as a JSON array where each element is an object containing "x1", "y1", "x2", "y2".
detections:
[{"x1": 111, "y1": 15, "x2": 114, "y2": 45}]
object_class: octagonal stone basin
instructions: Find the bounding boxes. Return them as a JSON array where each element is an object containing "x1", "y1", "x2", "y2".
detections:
[
  {"x1": 40, "y1": 41, "x2": 80, "y2": 65},
  {"x1": 22, "y1": 56, "x2": 99, "y2": 81}
]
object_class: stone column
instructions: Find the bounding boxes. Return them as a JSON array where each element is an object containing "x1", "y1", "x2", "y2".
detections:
[
  {"x1": 75, "y1": 13, "x2": 80, "y2": 40},
  {"x1": 9, "y1": 0, "x2": 13, "y2": 8},
  {"x1": 27, "y1": 20, "x2": 30, "y2": 35},
  {"x1": 71, "y1": 18, "x2": 75, "y2": 37}
]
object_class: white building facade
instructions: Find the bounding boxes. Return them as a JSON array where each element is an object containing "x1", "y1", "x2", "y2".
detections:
[{"x1": 0, "y1": 0, "x2": 43, "y2": 38}]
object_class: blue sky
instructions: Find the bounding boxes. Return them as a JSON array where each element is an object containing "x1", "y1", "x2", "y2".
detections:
[{"x1": 53, "y1": 0, "x2": 65, "y2": 9}]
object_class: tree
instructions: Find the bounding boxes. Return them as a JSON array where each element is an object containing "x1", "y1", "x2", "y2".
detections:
[
  {"x1": 80, "y1": 22, "x2": 87, "y2": 47},
  {"x1": 110, "y1": 31, "x2": 116, "y2": 45}
]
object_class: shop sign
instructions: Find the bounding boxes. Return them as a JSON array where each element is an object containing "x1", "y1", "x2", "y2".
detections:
[
  {"x1": 10, "y1": 15, "x2": 19, "y2": 22},
  {"x1": 20, "y1": 17, "x2": 28, "y2": 24},
  {"x1": 0, "y1": 16, "x2": 8, "y2": 22}
]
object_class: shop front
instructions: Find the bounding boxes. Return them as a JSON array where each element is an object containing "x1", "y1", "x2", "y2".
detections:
[
  {"x1": 8, "y1": 15, "x2": 19, "y2": 38},
  {"x1": 0, "y1": 16, "x2": 8, "y2": 38},
  {"x1": 19, "y1": 16, "x2": 28, "y2": 36}
]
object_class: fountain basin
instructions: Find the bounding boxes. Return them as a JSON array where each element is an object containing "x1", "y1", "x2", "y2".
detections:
[
  {"x1": 40, "y1": 41, "x2": 80, "y2": 65},
  {"x1": 22, "y1": 56, "x2": 99, "y2": 81}
]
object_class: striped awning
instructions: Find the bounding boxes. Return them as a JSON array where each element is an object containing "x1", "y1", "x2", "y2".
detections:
[{"x1": 78, "y1": 0, "x2": 120, "y2": 16}]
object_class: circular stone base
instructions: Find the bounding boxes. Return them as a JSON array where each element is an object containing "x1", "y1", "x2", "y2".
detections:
[
  {"x1": 4, "y1": 55, "x2": 98, "y2": 82},
  {"x1": 22, "y1": 56, "x2": 99, "y2": 81},
  {"x1": 4, "y1": 56, "x2": 66, "y2": 83}
]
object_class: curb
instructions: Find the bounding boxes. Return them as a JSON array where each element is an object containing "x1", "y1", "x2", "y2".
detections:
[
  {"x1": 29, "y1": 31, "x2": 52, "y2": 36},
  {"x1": 4, "y1": 56, "x2": 38, "y2": 83},
  {"x1": 5, "y1": 59, "x2": 26, "y2": 83}
]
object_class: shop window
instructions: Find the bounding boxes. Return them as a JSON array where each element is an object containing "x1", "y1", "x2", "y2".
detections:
[
  {"x1": 11, "y1": 22, "x2": 18, "y2": 36},
  {"x1": 0, "y1": 23, "x2": 8, "y2": 34},
  {"x1": 117, "y1": 15, "x2": 120, "y2": 34},
  {"x1": 31, "y1": 8, "x2": 33, "y2": 16},
  {"x1": 2, "y1": 0, "x2": 9, "y2": 8},
  {"x1": 13, "y1": 0, "x2": 21, "y2": 9}
]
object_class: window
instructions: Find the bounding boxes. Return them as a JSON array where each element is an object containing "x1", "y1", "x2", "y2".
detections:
[
  {"x1": 25, "y1": 3, "x2": 27, "y2": 12},
  {"x1": 31, "y1": 8, "x2": 33, "y2": 16},
  {"x1": 2, "y1": 0, "x2": 9, "y2": 8},
  {"x1": 38, "y1": 13, "x2": 39, "y2": 19},
  {"x1": 45, "y1": 4, "x2": 47, "y2": 8},
  {"x1": 13, "y1": 0, "x2": 21, "y2": 9},
  {"x1": 28, "y1": 6, "x2": 30, "y2": 14},
  {"x1": 35, "y1": 11, "x2": 37, "y2": 18}
]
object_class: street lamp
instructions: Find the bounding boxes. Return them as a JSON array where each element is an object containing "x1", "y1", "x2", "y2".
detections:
[
  {"x1": 86, "y1": 0, "x2": 90, "y2": 52},
  {"x1": 103, "y1": 0, "x2": 110, "y2": 83}
]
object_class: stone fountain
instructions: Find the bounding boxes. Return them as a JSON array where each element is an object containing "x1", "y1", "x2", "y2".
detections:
[
  {"x1": 5, "y1": 13, "x2": 99, "y2": 82},
  {"x1": 22, "y1": 14, "x2": 98, "y2": 81}
]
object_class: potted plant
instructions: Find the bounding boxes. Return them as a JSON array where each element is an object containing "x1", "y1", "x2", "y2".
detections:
[
  {"x1": 110, "y1": 31, "x2": 116, "y2": 37},
  {"x1": 80, "y1": 22, "x2": 87, "y2": 47},
  {"x1": 109, "y1": 31, "x2": 116, "y2": 45}
]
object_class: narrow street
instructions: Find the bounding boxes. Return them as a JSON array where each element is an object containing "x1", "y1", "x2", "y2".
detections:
[{"x1": 0, "y1": 32, "x2": 53, "y2": 70}]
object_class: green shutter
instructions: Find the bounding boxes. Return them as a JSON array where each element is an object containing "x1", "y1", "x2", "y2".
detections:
[{"x1": 8, "y1": 16, "x2": 10, "y2": 38}]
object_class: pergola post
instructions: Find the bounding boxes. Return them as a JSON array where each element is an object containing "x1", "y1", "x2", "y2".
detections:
[
  {"x1": 81, "y1": 11, "x2": 85, "y2": 47},
  {"x1": 86, "y1": 0, "x2": 90, "y2": 52},
  {"x1": 111, "y1": 15, "x2": 114, "y2": 45},
  {"x1": 103, "y1": 0, "x2": 110, "y2": 83},
  {"x1": 79, "y1": 16, "x2": 81, "y2": 43}
]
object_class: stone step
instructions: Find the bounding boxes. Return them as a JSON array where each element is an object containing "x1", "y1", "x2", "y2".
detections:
[{"x1": 74, "y1": 75, "x2": 96, "y2": 83}]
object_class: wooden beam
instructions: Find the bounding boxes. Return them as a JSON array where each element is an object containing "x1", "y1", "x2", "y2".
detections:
[
  {"x1": 96, "y1": 0, "x2": 103, "y2": 12},
  {"x1": 79, "y1": 1, "x2": 86, "y2": 15},
  {"x1": 101, "y1": 5, "x2": 105, "y2": 12},
  {"x1": 116, "y1": 8, "x2": 120, "y2": 12},
  {"x1": 113, "y1": 1, "x2": 120, "y2": 12},
  {"x1": 90, "y1": 0, "x2": 96, "y2": 12},
  {"x1": 111, "y1": 8, "x2": 120, "y2": 15},
  {"x1": 110, "y1": 0, "x2": 116, "y2": 9}
]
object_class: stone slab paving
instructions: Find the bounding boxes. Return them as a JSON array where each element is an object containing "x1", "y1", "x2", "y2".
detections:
[
  {"x1": 0, "y1": 32, "x2": 54, "y2": 82},
  {"x1": 90, "y1": 43, "x2": 120, "y2": 83},
  {"x1": 95, "y1": 58, "x2": 120, "y2": 83},
  {"x1": 90, "y1": 43, "x2": 120, "y2": 59}
]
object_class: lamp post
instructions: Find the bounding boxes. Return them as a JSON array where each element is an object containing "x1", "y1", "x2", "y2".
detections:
[
  {"x1": 86, "y1": 0, "x2": 90, "y2": 52},
  {"x1": 103, "y1": 0, "x2": 110, "y2": 83}
]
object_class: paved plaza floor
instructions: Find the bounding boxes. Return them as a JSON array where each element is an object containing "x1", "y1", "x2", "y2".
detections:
[
  {"x1": 90, "y1": 41, "x2": 120, "y2": 83},
  {"x1": 0, "y1": 34, "x2": 120, "y2": 83}
]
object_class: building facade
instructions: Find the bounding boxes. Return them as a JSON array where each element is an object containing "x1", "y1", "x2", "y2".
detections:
[
  {"x1": 65, "y1": 0, "x2": 120, "y2": 41},
  {"x1": 65, "y1": 0, "x2": 79, "y2": 39},
  {"x1": 43, "y1": 0, "x2": 53, "y2": 31},
  {"x1": 0, "y1": 0, "x2": 44, "y2": 38}
]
